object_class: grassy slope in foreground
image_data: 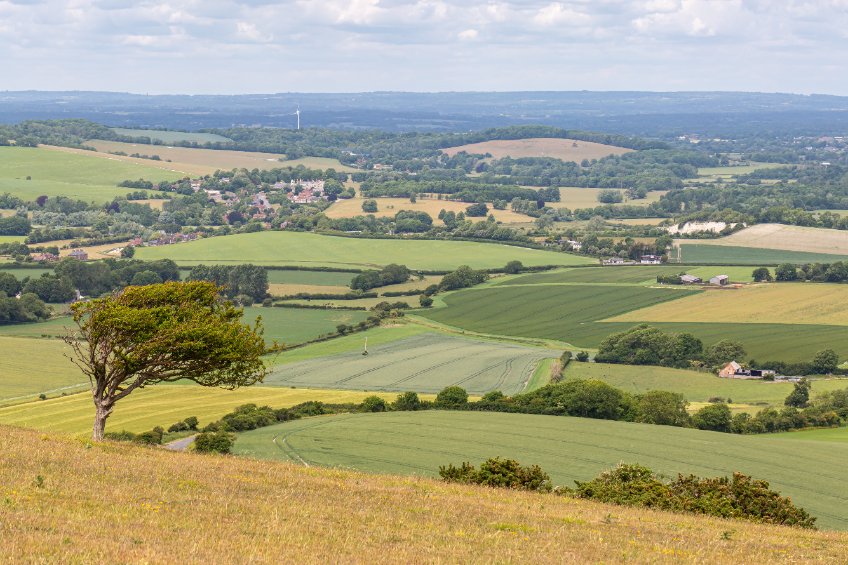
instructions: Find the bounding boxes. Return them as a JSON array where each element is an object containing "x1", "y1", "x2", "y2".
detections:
[
  {"x1": 235, "y1": 411, "x2": 848, "y2": 530},
  {"x1": 0, "y1": 386, "x2": 409, "y2": 435},
  {"x1": 0, "y1": 146, "x2": 181, "y2": 202},
  {"x1": 136, "y1": 231, "x2": 592, "y2": 270},
  {"x1": 4, "y1": 427, "x2": 844, "y2": 563},
  {"x1": 562, "y1": 362, "x2": 848, "y2": 406}
]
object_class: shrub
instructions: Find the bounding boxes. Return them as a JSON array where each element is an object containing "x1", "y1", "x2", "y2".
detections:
[
  {"x1": 503, "y1": 260, "x2": 524, "y2": 274},
  {"x1": 418, "y1": 295, "x2": 433, "y2": 307},
  {"x1": 168, "y1": 421, "x2": 189, "y2": 433},
  {"x1": 194, "y1": 430, "x2": 235, "y2": 454},
  {"x1": 439, "y1": 458, "x2": 552, "y2": 492},
  {"x1": 435, "y1": 386, "x2": 468, "y2": 408},
  {"x1": 104, "y1": 430, "x2": 136, "y2": 441},
  {"x1": 692, "y1": 402, "x2": 732, "y2": 432},
  {"x1": 360, "y1": 395, "x2": 388, "y2": 412},
  {"x1": 183, "y1": 416, "x2": 199, "y2": 430},
  {"x1": 635, "y1": 390, "x2": 691, "y2": 427},
  {"x1": 575, "y1": 351, "x2": 589, "y2": 362},
  {"x1": 393, "y1": 391, "x2": 422, "y2": 411},
  {"x1": 134, "y1": 426, "x2": 164, "y2": 445}
]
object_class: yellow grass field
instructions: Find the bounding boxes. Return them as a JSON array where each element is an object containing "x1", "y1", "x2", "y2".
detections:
[
  {"x1": 558, "y1": 187, "x2": 668, "y2": 209},
  {"x1": 607, "y1": 283, "x2": 848, "y2": 325},
  {"x1": 690, "y1": 224, "x2": 848, "y2": 255},
  {"x1": 47, "y1": 141, "x2": 357, "y2": 176},
  {"x1": 441, "y1": 137, "x2": 633, "y2": 162},
  {"x1": 4, "y1": 425, "x2": 844, "y2": 563},
  {"x1": 324, "y1": 196, "x2": 532, "y2": 224},
  {"x1": 268, "y1": 283, "x2": 350, "y2": 296},
  {"x1": 0, "y1": 386, "x2": 410, "y2": 436}
]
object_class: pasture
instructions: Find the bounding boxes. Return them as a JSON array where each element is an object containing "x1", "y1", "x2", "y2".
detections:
[
  {"x1": 697, "y1": 163, "x2": 785, "y2": 177},
  {"x1": 233, "y1": 410, "x2": 848, "y2": 530},
  {"x1": 264, "y1": 332, "x2": 555, "y2": 395},
  {"x1": 676, "y1": 243, "x2": 848, "y2": 265},
  {"x1": 135, "y1": 231, "x2": 593, "y2": 270},
  {"x1": 0, "y1": 267, "x2": 52, "y2": 279},
  {"x1": 86, "y1": 140, "x2": 358, "y2": 175},
  {"x1": 0, "y1": 336, "x2": 87, "y2": 403},
  {"x1": 0, "y1": 146, "x2": 182, "y2": 202},
  {"x1": 324, "y1": 196, "x2": 532, "y2": 224},
  {"x1": 495, "y1": 265, "x2": 757, "y2": 286},
  {"x1": 110, "y1": 128, "x2": 232, "y2": 144},
  {"x1": 608, "y1": 283, "x2": 848, "y2": 326},
  {"x1": 558, "y1": 187, "x2": 667, "y2": 209},
  {"x1": 441, "y1": 138, "x2": 633, "y2": 162},
  {"x1": 0, "y1": 386, "x2": 407, "y2": 435},
  {"x1": 562, "y1": 362, "x2": 848, "y2": 407}
]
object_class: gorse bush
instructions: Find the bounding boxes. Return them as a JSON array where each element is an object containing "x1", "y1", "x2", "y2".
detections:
[
  {"x1": 571, "y1": 463, "x2": 816, "y2": 529},
  {"x1": 439, "y1": 458, "x2": 552, "y2": 493}
]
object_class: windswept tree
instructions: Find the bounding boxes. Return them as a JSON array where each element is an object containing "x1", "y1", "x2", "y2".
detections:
[{"x1": 64, "y1": 281, "x2": 271, "y2": 441}]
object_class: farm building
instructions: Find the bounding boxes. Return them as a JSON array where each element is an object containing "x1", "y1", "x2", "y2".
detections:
[
  {"x1": 68, "y1": 249, "x2": 88, "y2": 261},
  {"x1": 640, "y1": 255, "x2": 662, "y2": 264},
  {"x1": 602, "y1": 257, "x2": 635, "y2": 266},
  {"x1": 680, "y1": 274, "x2": 701, "y2": 284},
  {"x1": 719, "y1": 361, "x2": 776, "y2": 379},
  {"x1": 709, "y1": 275, "x2": 729, "y2": 286},
  {"x1": 34, "y1": 252, "x2": 58, "y2": 263}
]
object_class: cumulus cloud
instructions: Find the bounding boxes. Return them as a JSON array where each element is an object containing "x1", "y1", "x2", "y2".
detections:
[{"x1": 0, "y1": 0, "x2": 846, "y2": 93}]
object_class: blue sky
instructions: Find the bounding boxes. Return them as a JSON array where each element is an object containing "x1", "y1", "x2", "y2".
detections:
[{"x1": 2, "y1": 0, "x2": 847, "y2": 94}]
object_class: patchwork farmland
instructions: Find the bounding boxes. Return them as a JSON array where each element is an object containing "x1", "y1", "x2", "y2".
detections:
[
  {"x1": 265, "y1": 332, "x2": 555, "y2": 395},
  {"x1": 233, "y1": 410, "x2": 848, "y2": 530}
]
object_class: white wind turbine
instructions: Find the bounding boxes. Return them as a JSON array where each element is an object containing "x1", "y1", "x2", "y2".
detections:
[{"x1": 292, "y1": 105, "x2": 301, "y2": 130}]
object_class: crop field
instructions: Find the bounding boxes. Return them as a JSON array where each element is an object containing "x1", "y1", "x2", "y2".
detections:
[
  {"x1": 419, "y1": 282, "x2": 848, "y2": 361},
  {"x1": 0, "y1": 146, "x2": 182, "y2": 202},
  {"x1": 136, "y1": 231, "x2": 593, "y2": 270},
  {"x1": 676, "y1": 243, "x2": 848, "y2": 265},
  {"x1": 0, "y1": 386, "x2": 407, "y2": 436},
  {"x1": 0, "y1": 267, "x2": 52, "y2": 279},
  {"x1": 692, "y1": 224, "x2": 848, "y2": 256},
  {"x1": 557, "y1": 187, "x2": 667, "y2": 209},
  {"x1": 772, "y1": 427, "x2": 848, "y2": 443},
  {"x1": 495, "y1": 265, "x2": 757, "y2": 286},
  {"x1": 609, "y1": 283, "x2": 848, "y2": 326},
  {"x1": 0, "y1": 235, "x2": 25, "y2": 243},
  {"x1": 264, "y1": 332, "x2": 555, "y2": 395},
  {"x1": 83, "y1": 141, "x2": 359, "y2": 176},
  {"x1": 233, "y1": 410, "x2": 848, "y2": 530},
  {"x1": 0, "y1": 336, "x2": 87, "y2": 403},
  {"x1": 324, "y1": 196, "x2": 532, "y2": 224},
  {"x1": 238, "y1": 306, "x2": 370, "y2": 346},
  {"x1": 441, "y1": 138, "x2": 633, "y2": 162},
  {"x1": 562, "y1": 362, "x2": 848, "y2": 407},
  {"x1": 110, "y1": 128, "x2": 232, "y2": 144},
  {"x1": 697, "y1": 163, "x2": 785, "y2": 177},
  {"x1": 420, "y1": 284, "x2": 696, "y2": 344}
]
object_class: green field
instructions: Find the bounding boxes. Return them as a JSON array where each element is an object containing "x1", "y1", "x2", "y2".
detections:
[
  {"x1": 233, "y1": 410, "x2": 848, "y2": 530},
  {"x1": 0, "y1": 386, "x2": 410, "y2": 435},
  {"x1": 0, "y1": 146, "x2": 183, "y2": 202},
  {"x1": 110, "y1": 128, "x2": 232, "y2": 144},
  {"x1": 497, "y1": 266, "x2": 759, "y2": 286},
  {"x1": 420, "y1": 284, "x2": 696, "y2": 345},
  {"x1": 677, "y1": 244, "x2": 848, "y2": 265},
  {"x1": 266, "y1": 269, "x2": 358, "y2": 286},
  {"x1": 0, "y1": 267, "x2": 52, "y2": 279},
  {"x1": 136, "y1": 231, "x2": 592, "y2": 270},
  {"x1": 0, "y1": 235, "x2": 26, "y2": 244},
  {"x1": 0, "y1": 336, "x2": 87, "y2": 403},
  {"x1": 697, "y1": 163, "x2": 784, "y2": 177},
  {"x1": 563, "y1": 362, "x2": 848, "y2": 406},
  {"x1": 265, "y1": 332, "x2": 555, "y2": 395},
  {"x1": 773, "y1": 427, "x2": 848, "y2": 443}
]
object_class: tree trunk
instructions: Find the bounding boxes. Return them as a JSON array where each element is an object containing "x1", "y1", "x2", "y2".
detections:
[{"x1": 92, "y1": 401, "x2": 112, "y2": 441}]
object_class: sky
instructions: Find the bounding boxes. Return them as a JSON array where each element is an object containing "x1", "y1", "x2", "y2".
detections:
[{"x1": 1, "y1": 0, "x2": 848, "y2": 94}]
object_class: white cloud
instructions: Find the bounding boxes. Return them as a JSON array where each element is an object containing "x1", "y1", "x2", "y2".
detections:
[
  {"x1": 533, "y1": 3, "x2": 591, "y2": 27},
  {"x1": 457, "y1": 28, "x2": 478, "y2": 40}
]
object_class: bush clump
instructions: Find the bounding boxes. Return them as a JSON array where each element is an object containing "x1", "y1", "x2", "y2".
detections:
[
  {"x1": 440, "y1": 457, "x2": 552, "y2": 493},
  {"x1": 194, "y1": 430, "x2": 235, "y2": 454}
]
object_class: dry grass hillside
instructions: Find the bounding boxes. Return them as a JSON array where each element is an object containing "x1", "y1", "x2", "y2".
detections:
[{"x1": 1, "y1": 425, "x2": 845, "y2": 563}]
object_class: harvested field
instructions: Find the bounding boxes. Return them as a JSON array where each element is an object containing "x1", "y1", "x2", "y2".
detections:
[
  {"x1": 323, "y1": 196, "x2": 531, "y2": 224},
  {"x1": 269, "y1": 283, "x2": 351, "y2": 296},
  {"x1": 135, "y1": 231, "x2": 592, "y2": 270},
  {"x1": 234, "y1": 410, "x2": 848, "y2": 530},
  {"x1": 264, "y1": 332, "x2": 555, "y2": 395},
  {"x1": 692, "y1": 224, "x2": 848, "y2": 255},
  {"x1": 608, "y1": 283, "x2": 848, "y2": 326},
  {"x1": 557, "y1": 187, "x2": 667, "y2": 209},
  {"x1": 266, "y1": 269, "x2": 359, "y2": 286},
  {"x1": 676, "y1": 243, "x2": 848, "y2": 265},
  {"x1": 441, "y1": 138, "x2": 632, "y2": 162}
]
